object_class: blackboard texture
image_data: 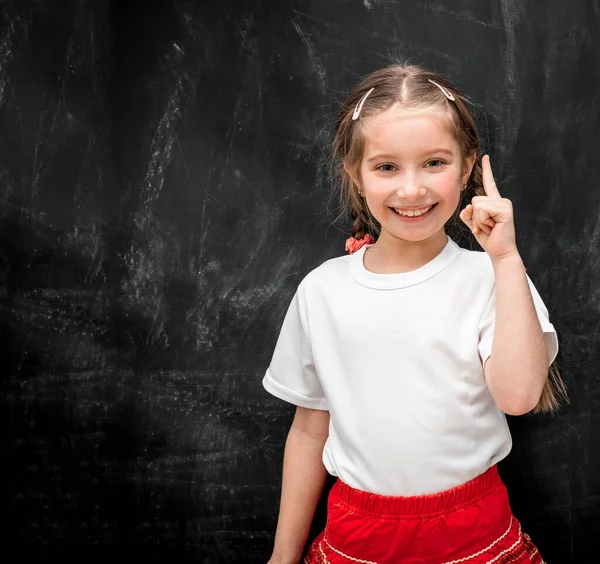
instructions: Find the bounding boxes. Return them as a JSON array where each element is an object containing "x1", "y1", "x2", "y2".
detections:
[{"x1": 1, "y1": 0, "x2": 597, "y2": 562}]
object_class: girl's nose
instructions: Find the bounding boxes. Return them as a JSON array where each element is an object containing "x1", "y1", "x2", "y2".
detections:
[{"x1": 396, "y1": 175, "x2": 426, "y2": 198}]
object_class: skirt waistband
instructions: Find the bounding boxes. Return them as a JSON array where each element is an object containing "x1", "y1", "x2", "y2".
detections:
[{"x1": 332, "y1": 465, "x2": 503, "y2": 518}]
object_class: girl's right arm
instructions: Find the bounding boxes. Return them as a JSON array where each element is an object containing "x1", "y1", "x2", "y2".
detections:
[{"x1": 267, "y1": 406, "x2": 331, "y2": 564}]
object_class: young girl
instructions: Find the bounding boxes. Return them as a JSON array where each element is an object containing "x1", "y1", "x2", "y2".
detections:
[{"x1": 263, "y1": 64, "x2": 567, "y2": 564}]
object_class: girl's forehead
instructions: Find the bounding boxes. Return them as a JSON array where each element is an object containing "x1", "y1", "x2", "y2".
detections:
[
  {"x1": 365, "y1": 105, "x2": 452, "y2": 133},
  {"x1": 362, "y1": 106, "x2": 458, "y2": 152}
]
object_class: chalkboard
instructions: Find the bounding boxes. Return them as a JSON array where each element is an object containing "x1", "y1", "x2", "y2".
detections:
[{"x1": 0, "y1": 0, "x2": 596, "y2": 562}]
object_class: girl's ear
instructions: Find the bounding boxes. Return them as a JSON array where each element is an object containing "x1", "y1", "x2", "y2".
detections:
[
  {"x1": 343, "y1": 160, "x2": 361, "y2": 190},
  {"x1": 463, "y1": 151, "x2": 477, "y2": 184}
]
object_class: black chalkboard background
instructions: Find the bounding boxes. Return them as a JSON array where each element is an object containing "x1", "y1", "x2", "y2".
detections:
[{"x1": 1, "y1": 0, "x2": 597, "y2": 562}]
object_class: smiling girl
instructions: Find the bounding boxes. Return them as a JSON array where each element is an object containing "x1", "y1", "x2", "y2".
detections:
[{"x1": 263, "y1": 64, "x2": 566, "y2": 564}]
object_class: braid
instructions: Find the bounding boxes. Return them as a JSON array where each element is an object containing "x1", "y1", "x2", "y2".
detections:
[
  {"x1": 468, "y1": 156, "x2": 485, "y2": 197},
  {"x1": 351, "y1": 199, "x2": 368, "y2": 240},
  {"x1": 446, "y1": 151, "x2": 485, "y2": 232},
  {"x1": 349, "y1": 188, "x2": 380, "y2": 241}
]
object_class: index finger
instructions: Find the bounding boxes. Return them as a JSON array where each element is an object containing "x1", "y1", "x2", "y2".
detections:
[{"x1": 482, "y1": 155, "x2": 501, "y2": 198}]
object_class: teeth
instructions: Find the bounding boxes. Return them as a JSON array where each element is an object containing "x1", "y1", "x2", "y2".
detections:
[{"x1": 394, "y1": 205, "x2": 432, "y2": 217}]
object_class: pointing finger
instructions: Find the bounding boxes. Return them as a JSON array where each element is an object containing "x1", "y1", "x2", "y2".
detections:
[{"x1": 482, "y1": 155, "x2": 501, "y2": 198}]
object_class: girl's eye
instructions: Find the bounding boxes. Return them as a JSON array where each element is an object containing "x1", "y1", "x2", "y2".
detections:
[
  {"x1": 377, "y1": 164, "x2": 396, "y2": 172},
  {"x1": 426, "y1": 159, "x2": 445, "y2": 167}
]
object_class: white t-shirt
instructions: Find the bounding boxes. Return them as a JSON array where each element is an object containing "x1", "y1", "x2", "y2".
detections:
[{"x1": 262, "y1": 235, "x2": 559, "y2": 496}]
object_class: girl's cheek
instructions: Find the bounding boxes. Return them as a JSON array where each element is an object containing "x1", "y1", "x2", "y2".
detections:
[
  {"x1": 362, "y1": 172, "x2": 383, "y2": 189},
  {"x1": 370, "y1": 179, "x2": 393, "y2": 195},
  {"x1": 431, "y1": 171, "x2": 460, "y2": 190}
]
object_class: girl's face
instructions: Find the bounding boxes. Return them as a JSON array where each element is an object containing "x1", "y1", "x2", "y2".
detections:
[{"x1": 354, "y1": 105, "x2": 475, "y2": 245}]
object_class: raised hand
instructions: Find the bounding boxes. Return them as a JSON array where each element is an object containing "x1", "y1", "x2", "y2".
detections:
[{"x1": 459, "y1": 155, "x2": 519, "y2": 261}]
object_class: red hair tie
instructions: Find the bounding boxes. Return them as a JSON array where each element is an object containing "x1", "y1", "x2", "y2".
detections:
[{"x1": 345, "y1": 233, "x2": 375, "y2": 254}]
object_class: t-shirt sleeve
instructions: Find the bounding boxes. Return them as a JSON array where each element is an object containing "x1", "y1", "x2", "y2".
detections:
[
  {"x1": 477, "y1": 273, "x2": 559, "y2": 369},
  {"x1": 262, "y1": 284, "x2": 328, "y2": 410}
]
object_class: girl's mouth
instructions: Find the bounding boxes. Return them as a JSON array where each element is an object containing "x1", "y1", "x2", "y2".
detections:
[{"x1": 390, "y1": 203, "x2": 438, "y2": 221}]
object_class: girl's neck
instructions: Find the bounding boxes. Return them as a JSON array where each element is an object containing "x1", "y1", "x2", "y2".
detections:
[{"x1": 363, "y1": 230, "x2": 449, "y2": 274}]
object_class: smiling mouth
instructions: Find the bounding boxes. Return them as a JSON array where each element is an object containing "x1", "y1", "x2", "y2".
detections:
[{"x1": 390, "y1": 203, "x2": 438, "y2": 217}]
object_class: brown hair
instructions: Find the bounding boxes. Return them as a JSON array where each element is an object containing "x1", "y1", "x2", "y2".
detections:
[{"x1": 329, "y1": 63, "x2": 567, "y2": 414}]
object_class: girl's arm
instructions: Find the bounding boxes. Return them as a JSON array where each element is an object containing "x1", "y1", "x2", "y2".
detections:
[
  {"x1": 462, "y1": 155, "x2": 553, "y2": 415},
  {"x1": 485, "y1": 253, "x2": 549, "y2": 415},
  {"x1": 268, "y1": 406, "x2": 330, "y2": 564}
]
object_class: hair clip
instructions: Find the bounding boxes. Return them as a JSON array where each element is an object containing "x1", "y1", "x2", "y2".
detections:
[
  {"x1": 352, "y1": 87, "x2": 375, "y2": 120},
  {"x1": 428, "y1": 79, "x2": 455, "y2": 101}
]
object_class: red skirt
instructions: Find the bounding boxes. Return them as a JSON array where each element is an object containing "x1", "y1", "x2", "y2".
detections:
[{"x1": 303, "y1": 465, "x2": 544, "y2": 564}]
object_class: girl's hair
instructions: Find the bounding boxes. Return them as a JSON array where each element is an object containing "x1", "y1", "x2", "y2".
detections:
[{"x1": 329, "y1": 63, "x2": 568, "y2": 414}]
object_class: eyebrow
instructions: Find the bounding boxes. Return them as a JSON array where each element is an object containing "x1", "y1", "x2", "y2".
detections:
[{"x1": 366, "y1": 148, "x2": 454, "y2": 162}]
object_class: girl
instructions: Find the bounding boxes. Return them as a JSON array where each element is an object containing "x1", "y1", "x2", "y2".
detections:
[{"x1": 263, "y1": 64, "x2": 567, "y2": 564}]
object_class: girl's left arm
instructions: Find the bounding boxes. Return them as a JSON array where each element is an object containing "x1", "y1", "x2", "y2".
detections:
[
  {"x1": 485, "y1": 253, "x2": 549, "y2": 415},
  {"x1": 459, "y1": 155, "x2": 550, "y2": 416}
]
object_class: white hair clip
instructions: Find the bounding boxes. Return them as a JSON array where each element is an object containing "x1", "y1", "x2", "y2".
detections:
[
  {"x1": 352, "y1": 87, "x2": 375, "y2": 120},
  {"x1": 428, "y1": 79, "x2": 455, "y2": 101}
]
